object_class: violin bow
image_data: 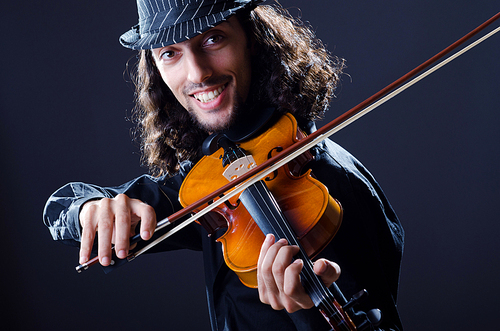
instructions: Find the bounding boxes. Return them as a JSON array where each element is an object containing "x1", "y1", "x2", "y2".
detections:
[{"x1": 77, "y1": 11, "x2": 500, "y2": 272}]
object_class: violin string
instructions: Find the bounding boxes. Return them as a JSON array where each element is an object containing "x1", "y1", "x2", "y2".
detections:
[{"x1": 242, "y1": 182, "x2": 348, "y2": 328}]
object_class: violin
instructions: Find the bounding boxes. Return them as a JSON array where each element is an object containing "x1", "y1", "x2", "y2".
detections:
[
  {"x1": 179, "y1": 112, "x2": 342, "y2": 287},
  {"x1": 179, "y1": 111, "x2": 382, "y2": 330}
]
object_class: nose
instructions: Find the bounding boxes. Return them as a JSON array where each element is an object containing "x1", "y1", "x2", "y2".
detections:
[{"x1": 185, "y1": 51, "x2": 212, "y2": 84}]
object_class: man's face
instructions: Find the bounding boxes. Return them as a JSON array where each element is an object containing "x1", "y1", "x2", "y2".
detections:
[{"x1": 152, "y1": 17, "x2": 252, "y2": 132}]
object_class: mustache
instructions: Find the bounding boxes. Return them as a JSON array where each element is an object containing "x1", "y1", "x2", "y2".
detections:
[{"x1": 184, "y1": 75, "x2": 232, "y2": 95}]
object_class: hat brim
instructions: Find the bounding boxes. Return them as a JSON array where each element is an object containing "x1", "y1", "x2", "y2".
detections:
[{"x1": 120, "y1": 3, "x2": 254, "y2": 50}]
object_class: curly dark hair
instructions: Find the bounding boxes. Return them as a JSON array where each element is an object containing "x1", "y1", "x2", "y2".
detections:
[{"x1": 132, "y1": 4, "x2": 345, "y2": 176}]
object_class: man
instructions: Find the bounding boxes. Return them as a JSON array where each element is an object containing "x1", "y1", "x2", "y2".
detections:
[{"x1": 44, "y1": 1, "x2": 404, "y2": 330}]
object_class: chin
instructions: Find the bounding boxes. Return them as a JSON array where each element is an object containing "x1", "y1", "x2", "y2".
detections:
[
  {"x1": 193, "y1": 108, "x2": 236, "y2": 132},
  {"x1": 188, "y1": 91, "x2": 244, "y2": 132}
]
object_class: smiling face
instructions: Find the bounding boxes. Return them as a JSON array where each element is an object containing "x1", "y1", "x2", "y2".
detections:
[{"x1": 152, "y1": 17, "x2": 252, "y2": 132}]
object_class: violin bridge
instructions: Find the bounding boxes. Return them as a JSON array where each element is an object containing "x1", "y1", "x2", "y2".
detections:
[{"x1": 223, "y1": 156, "x2": 257, "y2": 182}]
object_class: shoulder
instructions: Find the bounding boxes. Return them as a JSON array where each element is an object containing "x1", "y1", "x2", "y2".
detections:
[
  {"x1": 309, "y1": 139, "x2": 369, "y2": 189},
  {"x1": 299, "y1": 120, "x2": 368, "y2": 185},
  {"x1": 308, "y1": 138, "x2": 396, "y2": 220}
]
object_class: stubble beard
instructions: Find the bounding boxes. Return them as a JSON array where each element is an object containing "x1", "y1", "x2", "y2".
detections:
[{"x1": 187, "y1": 91, "x2": 245, "y2": 133}]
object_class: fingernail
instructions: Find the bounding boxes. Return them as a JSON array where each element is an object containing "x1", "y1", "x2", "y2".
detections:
[
  {"x1": 141, "y1": 230, "x2": 150, "y2": 239},
  {"x1": 265, "y1": 233, "x2": 274, "y2": 243},
  {"x1": 101, "y1": 256, "x2": 110, "y2": 265},
  {"x1": 117, "y1": 250, "x2": 127, "y2": 259}
]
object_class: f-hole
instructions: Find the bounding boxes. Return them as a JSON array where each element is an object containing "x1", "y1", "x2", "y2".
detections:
[
  {"x1": 265, "y1": 146, "x2": 283, "y2": 181},
  {"x1": 208, "y1": 194, "x2": 240, "y2": 210}
]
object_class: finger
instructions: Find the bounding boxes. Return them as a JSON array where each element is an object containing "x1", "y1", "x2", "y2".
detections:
[
  {"x1": 260, "y1": 238, "x2": 288, "y2": 287},
  {"x1": 257, "y1": 234, "x2": 276, "y2": 304},
  {"x1": 96, "y1": 198, "x2": 114, "y2": 266},
  {"x1": 113, "y1": 194, "x2": 133, "y2": 259},
  {"x1": 280, "y1": 259, "x2": 314, "y2": 312},
  {"x1": 130, "y1": 200, "x2": 156, "y2": 240},
  {"x1": 257, "y1": 236, "x2": 287, "y2": 310},
  {"x1": 259, "y1": 239, "x2": 291, "y2": 310},
  {"x1": 257, "y1": 234, "x2": 275, "y2": 273},
  {"x1": 79, "y1": 201, "x2": 98, "y2": 264},
  {"x1": 272, "y1": 244, "x2": 300, "y2": 295},
  {"x1": 313, "y1": 259, "x2": 341, "y2": 287}
]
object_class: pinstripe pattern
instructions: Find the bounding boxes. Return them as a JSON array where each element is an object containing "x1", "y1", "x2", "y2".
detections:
[{"x1": 120, "y1": 0, "x2": 264, "y2": 50}]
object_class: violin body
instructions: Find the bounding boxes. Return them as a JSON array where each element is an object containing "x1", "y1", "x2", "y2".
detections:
[{"x1": 179, "y1": 113, "x2": 343, "y2": 288}]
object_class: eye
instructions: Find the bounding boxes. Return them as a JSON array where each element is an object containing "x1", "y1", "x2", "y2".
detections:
[
  {"x1": 205, "y1": 34, "x2": 223, "y2": 46},
  {"x1": 160, "y1": 49, "x2": 176, "y2": 59}
]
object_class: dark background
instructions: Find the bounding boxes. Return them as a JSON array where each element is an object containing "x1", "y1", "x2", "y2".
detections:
[{"x1": 2, "y1": 1, "x2": 499, "y2": 330}]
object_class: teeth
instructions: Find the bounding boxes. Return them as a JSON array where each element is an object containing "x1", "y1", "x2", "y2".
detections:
[{"x1": 194, "y1": 86, "x2": 225, "y2": 103}]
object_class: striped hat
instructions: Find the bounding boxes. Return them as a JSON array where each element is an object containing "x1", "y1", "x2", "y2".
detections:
[{"x1": 120, "y1": 0, "x2": 264, "y2": 50}]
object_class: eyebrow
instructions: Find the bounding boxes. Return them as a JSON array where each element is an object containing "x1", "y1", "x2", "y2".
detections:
[{"x1": 153, "y1": 19, "x2": 233, "y2": 56}]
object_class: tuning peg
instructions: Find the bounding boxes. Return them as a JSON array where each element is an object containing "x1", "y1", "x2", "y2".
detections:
[{"x1": 343, "y1": 289, "x2": 369, "y2": 310}]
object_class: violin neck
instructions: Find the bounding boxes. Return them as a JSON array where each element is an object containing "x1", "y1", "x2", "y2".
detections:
[{"x1": 240, "y1": 181, "x2": 356, "y2": 331}]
